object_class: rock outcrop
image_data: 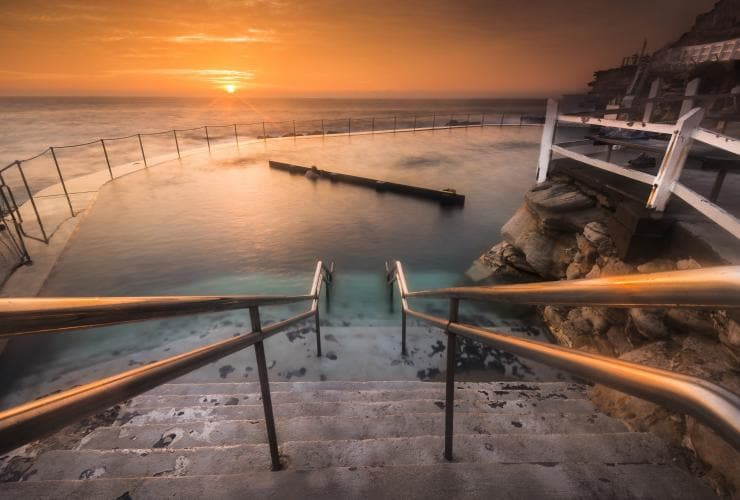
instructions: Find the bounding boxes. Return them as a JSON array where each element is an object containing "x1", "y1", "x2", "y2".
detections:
[{"x1": 471, "y1": 176, "x2": 740, "y2": 497}]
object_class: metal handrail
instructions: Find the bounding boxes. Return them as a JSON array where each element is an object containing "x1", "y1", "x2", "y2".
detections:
[
  {"x1": 0, "y1": 261, "x2": 334, "y2": 469},
  {"x1": 386, "y1": 260, "x2": 740, "y2": 459}
]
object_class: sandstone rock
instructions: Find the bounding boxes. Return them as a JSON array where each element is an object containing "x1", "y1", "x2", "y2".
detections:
[
  {"x1": 470, "y1": 241, "x2": 540, "y2": 282},
  {"x1": 542, "y1": 306, "x2": 566, "y2": 330},
  {"x1": 585, "y1": 264, "x2": 601, "y2": 279},
  {"x1": 599, "y1": 258, "x2": 636, "y2": 277},
  {"x1": 676, "y1": 258, "x2": 701, "y2": 270},
  {"x1": 579, "y1": 307, "x2": 611, "y2": 335},
  {"x1": 536, "y1": 207, "x2": 608, "y2": 234},
  {"x1": 501, "y1": 206, "x2": 573, "y2": 278},
  {"x1": 685, "y1": 417, "x2": 740, "y2": 496},
  {"x1": 589, "y1": 341, "x2": 686, "y2": 445},
  {"x1": 605, "y1": 325, "x2": 634, "y2": 356},
  {"x1": 524, "y1": 182, "x2": 594, "y2": 213},
  {"x1": 565, "y1": 261, "x2": 588, "y2": 280},
  {"x1": 665, "y1": 309, "x2": 717, "y2": 337},
  {"x1": 628, "y1": 308, "x2": 670, "y2": 339},
  {"x1": 718, "y1": 319, "x2": 740, "y2": 359},
  {"x1": 636, "y1": 258, "x2": 675, "y2": 274},
  {"x1": 575, "y1": 234, "x2": 597, "y2": 261},
  {"x1": 582, "y1": 221, "x2": 615, "y2": 256}
]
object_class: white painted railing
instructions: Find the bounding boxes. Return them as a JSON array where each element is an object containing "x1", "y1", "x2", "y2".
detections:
[{"x1": 538, "y1": 99, "x2": 740, "y2": 239}]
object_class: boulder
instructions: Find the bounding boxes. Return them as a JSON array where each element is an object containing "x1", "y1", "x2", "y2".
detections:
[
  {"x1": 599, "y1": 257, "x2": 636, "y2": 277},
  {"x1": 582, "y1": 221, "x2": 615, "y2": 256},
  {"x1": 628, "y1": 308, "x2": 670, "y2": 339},
  {"x1": 605, "y1": 325, "x2": 634, "y2": 356},
  {"x1": 676, "y1": 258, "x2": 701, "y2": 270},
  {"x1": 501, "y1": 206, "x2": 573, "y2": 278},
  {"x1": 665, "y1": 309, "x2": 717, "y2": 337},
  {"x1": 524, "y1": 181, "x2": 595, "y2": 213},
  {"x1": 685, "y1": 417, "x2": 740, "y2": 496},
  {"x1": 636, "y1": 258, "x2": 675, "y2": 274}
]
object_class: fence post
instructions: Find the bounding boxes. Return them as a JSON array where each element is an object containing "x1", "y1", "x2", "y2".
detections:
[
  {"x1": 137, "y1": 134, "x2": 148, "y2": 167},
  {"x1": 647, "y1": 107, "x2": 704, "y2": 211},
  {"x1": 173, "y1": 130, "x2": 181, "y2": 159},
  {"x1": 536, "y1": 99, "x2": 559, "y2": 184},
  {"x1": 233, "y1": 124, "x2": 239, "y2": 147},
  {"x1": 250, "y1": 307, "x2": 282, "y2": 471},
  {"x1": 679, "y1": 78, "x2": 701, "y2": 117},
  {"x1": 262, "y1": 122, "x2": 267, "y2": 143},
  {"x1": 204, "y1": 127, "x2": 211, "y2": 152},
  {"x1": 642, "y1": 78, "x2": 661, "y2": 123},
  {"x1": 15, "y1": 161, "x2": 48, "y2": 242},
  {"x1": 444, "y1": 298, "x2": 459, "y2": 461},
  {"x1": 100, "y1": 140, "x2": 114, "y2": 180},
  {"x1": 49, "y1": 147, "x2": 75, "y2": 217}
]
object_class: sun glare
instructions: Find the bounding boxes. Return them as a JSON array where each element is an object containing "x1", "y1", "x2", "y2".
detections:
[{"x1": 225, "y1": 84, "x2": 236, "y2": 94}]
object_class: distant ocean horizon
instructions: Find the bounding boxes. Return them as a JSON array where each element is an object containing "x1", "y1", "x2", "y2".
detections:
[{"x1": 0, "y1": 97, "x2": 546, "y2": 167}]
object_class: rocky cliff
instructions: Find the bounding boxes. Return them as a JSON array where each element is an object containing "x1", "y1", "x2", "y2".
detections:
[{"x1": 469, "y1": 173, "x2": 740, "y2": 496}]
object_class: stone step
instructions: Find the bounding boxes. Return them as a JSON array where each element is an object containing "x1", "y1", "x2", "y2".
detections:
[
  {"x1": 79, "y1": 412, "x2": 626, "y2": 450},
  {"x1": 144, "y1": 381, "x2": 587, "y2": 396},
  {"x1": 0, "y1": 463, "x2": 716, "y2": 499},
  {"x1": 29, "y1": 433, "x2": 672, "y2": 481},
  {"x1": 125, "y1": 385, "x2": 588, "y2": 410},
  {"x1": 117, "y1": 398, "x2": 597, "y2": 425}
]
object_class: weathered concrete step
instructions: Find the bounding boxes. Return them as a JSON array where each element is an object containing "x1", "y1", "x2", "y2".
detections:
[
  {"x1": 80, "y1": 413, "x2": 626, "y2": 450},
  {"x1": 117, "y1": 398, "x2": 597, "y2": 425},
  {"x1": 125, "y1": 385, "x2": 588, "y2": 410},
  {"x1": 30, "y1": 433, "x2": 672, "y2": 480},
  {"x1": 0, "y1": 463, "x2": 716, "y2": 499},
  {"x1": 145, "y1": 381, "x2": 588, "y2": 396}
]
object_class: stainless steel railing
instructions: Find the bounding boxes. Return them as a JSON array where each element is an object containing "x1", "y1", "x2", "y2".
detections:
[
  {"x1": 386, "y1": 261, "x2": 740, "y2": 458},
  {"x1": 0, "y1": 260, "x2": 334, "y2": 470}
]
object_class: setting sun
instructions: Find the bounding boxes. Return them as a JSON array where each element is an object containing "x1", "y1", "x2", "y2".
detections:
[{"x1": 224, "y1": 84, "x2": 236, "y2": 94}]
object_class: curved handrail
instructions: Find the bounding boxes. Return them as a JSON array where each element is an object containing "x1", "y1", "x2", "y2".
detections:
[
  {"x1": 0, "y1": 294, "x2": 315, "y2": 337},
  {"x1": 0, "y1": 261, "x2": 334, "y2": 462},
  {"x1": 406, "y1": 265, "x2": 740, "y2": 308},
  {"x1": 388, "y1": 260, "x2": 740, "y2": 451}
]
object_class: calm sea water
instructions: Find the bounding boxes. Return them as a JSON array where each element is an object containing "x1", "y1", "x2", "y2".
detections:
[
  {"x1": 0, "y1": 97, "x2": 544, "y2": 167},
  {"x1": 0, "y1": 98, "x2": 555, "y2": 404}
]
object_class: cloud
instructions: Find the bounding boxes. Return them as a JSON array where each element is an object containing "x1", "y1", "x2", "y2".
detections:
[
  {"x1": 110, "y1": 68, "x2": 256, "y2": 86},
  {"x1": 168, "y1": 29, "x2": 276, "y2": 43}
]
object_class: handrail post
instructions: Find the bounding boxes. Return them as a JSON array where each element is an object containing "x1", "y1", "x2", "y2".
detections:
[
  {"x1": 15, "y1": 161, "x2": 48, "y2": 242},
  {"x1": 444, "y1": 297, "x2": 459, "y2": 461},
  {"x1": 321, "y1": 119, "x2": 325, "y2": 137},
  {"x1": 401, "y1": 309, "x2": 407, "y2": 356},
  {"x1": 481, "y1": 113, "x2": 485, "y2": 127},
  {"x1": 450, "y1": 113, "x2": 454, "y2": 129},
  {"x1": 250, "y1": 306, "x2": 281, "y2": 471},
  {"x1": 394, "y1": 116, "x2": 397, "y2": 133},
  {"x1": 314, "y1": 301, "x2": 323, "y2": 358},
  {"x1": 262, "y1": 122, "x2": 267, "y2": 143},
  {"x1": 292, "y1": 120, "x2": 296, "y2": 139},
  {"x1": 136, "y1": 134, "x2": 148, "y2": 167},
  {"x1": 233, "y1": 124, "x2": 239, "y2": 148},
  {"x1": 500, "y1": 112, "x2": 505, "y2": 126},
  {"x1": 432, "y1": 113, "x2": 436, "y2": 130},
  {"x1": 647, "y1": 107, "x2": 704, "y2": 211},
  {"x1": 371, "y1": 117, "x2": 375, "y2": 134},
  {"x1": 100, "y1": 140, "x2": 114, "y2": 180},
  {"x1": 466, "y1": 114, "x2": 470, "y2": 129},
  {"x1": 348, "y1": 118, "x2": 351, "y2": 136},
  {"x1": 49, "y1": 147, "x2": 75, "y2": 217},
  {"x1": 536, "y1": 98, "x2": 559, "y2": 184},
  {"x1": 413, "y1": 116, "x2": 417, "y2": 132},
  {"x1": 204, "y1": 127, "x2": 211, "y2": 152},
  {"x1": 173, "y1": 130, "x2": 181, "y2": 159}
]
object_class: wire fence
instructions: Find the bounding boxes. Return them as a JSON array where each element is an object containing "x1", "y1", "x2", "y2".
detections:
[{"x1": 0, "y1": 110, "x2": 544, "y2": 274}]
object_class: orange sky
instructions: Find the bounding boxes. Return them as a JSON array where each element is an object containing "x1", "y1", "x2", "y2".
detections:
[{"x1": 0, "y1": 0, "x2": 716, "y2": 97}]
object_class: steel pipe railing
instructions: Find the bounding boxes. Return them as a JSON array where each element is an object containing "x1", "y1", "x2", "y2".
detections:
[
  {"x1": 386, "y1": 260, "x2": 740, "y2": 458},
  {"x1": 0, "y1": 260, "x2": 334, "y2": 468}
]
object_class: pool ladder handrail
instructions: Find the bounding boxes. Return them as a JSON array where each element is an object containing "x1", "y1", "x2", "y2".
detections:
[
  {"x1": 0, "y1": 260, "x2": 334, "y2": 470},
  {"x1": 385, "y1": 260, "x2": 740, "y2": 458}
]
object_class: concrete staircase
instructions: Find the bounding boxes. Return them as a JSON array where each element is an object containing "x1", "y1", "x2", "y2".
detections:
[{"x1": 1, "y1": 380, "x2": 716, "y2": 499}]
